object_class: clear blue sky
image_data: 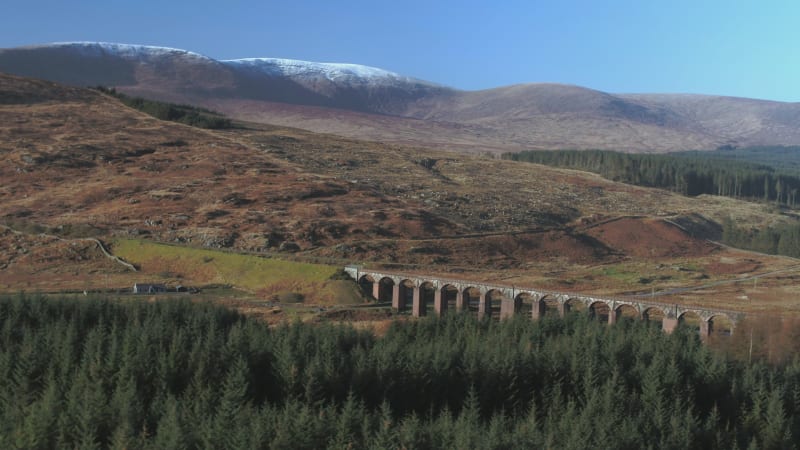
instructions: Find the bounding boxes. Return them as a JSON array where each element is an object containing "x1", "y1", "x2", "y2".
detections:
[{"x1": 2, "y1": 0, "x2": 799, "y2": 101}]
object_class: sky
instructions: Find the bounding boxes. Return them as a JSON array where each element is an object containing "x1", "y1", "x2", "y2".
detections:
[{"x1": 2, "y1": 0, "x2": 799, "y2": 101}]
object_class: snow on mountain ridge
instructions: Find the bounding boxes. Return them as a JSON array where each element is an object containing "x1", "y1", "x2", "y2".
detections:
[
  {"x1": 13, "y1": 42, "x2": 441, "y2": 87},
  {"x1": 32, "y1": 42, "x2": 213, "y2": 61},
  {"x1": 223, "y1": 57, "x2": 430, "y2": 86}
]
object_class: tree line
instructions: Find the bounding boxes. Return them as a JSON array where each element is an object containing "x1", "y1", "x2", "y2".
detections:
[
  {"x1": 503, "y1": 149, "x2": 800, "y2": 259},
  {"x1": 93, "y1": 87, "x2": 233, "y2": 130},
  {"x1": 721, "y1": 216, "x2": 800, "y2": 257},
  {"x1": 504, "y1": 149, "x2": 800, "y2": 206},
  {"x1": 2, "y1": 294, "x2": 800, "y2": 449},
  {"x1": 680, "y1": 146, "x2": 800, "y2": 173}
]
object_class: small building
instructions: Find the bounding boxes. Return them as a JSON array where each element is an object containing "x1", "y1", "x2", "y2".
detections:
[{"x1": 133, "y1": 283, "x2": 167, "y2": 294}]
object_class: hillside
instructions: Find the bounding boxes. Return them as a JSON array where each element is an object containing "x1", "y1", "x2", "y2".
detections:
[
  {"x1": 4, "y1": 42, "x2": 800, "y2": 152},
  {"x1": 3, "y1": 72, "x2": 800, "y2": 313}
]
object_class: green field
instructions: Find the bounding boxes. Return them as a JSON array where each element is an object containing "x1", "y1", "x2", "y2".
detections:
[{"x1": 111, "y1": 239, "x2": 361, "y2": 304}]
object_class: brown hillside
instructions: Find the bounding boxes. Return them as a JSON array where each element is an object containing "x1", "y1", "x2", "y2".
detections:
[
  {"x1": 5, "y1": 43, "x2": 800, "y2": 153},
  {"x1": 3, "y1": 72, "x2": 800, "y2": 310},
  {"x1": 582, "y1": 217, "x2": 717, "y2": 259}
]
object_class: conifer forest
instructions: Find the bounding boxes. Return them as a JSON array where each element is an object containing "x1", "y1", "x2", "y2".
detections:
[
  {"x1": 505, "y1": 148, "x2": 800, "y2": 205},
  {"x1": 2, "y1": 295, "x2": 799, "y2": 449}
]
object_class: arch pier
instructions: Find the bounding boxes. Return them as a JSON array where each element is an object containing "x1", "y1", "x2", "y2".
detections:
[{"x1": 345, "y1": 266, "x2": 743, "y2": 337}]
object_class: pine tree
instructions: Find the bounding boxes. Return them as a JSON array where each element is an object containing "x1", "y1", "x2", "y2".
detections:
[
  {"x1": 213, "y1": 357, "x2": 250, "y2": 449},
  {"x1": 152, "y1": 396, "x2": 186, "y2": 450},
  {"x1": 367, "y1": 401, "x2": 397, "y2": 450},
  {"x1": 328, "y1": 391, "x2": 364, "y2": 449},
  {"x1": 13, "y1": 374, "x2": 59, "y2": 450},
  {"x1": 762, "y1": 389, "x2": 793, "y2": 449}
]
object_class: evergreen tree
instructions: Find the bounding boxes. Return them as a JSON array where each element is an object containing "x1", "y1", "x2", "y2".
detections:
[
  {"x1": 2, "y1": 294, "x2": 800, "y2": 449},
  {"x1": 152, "y1": 396, "x2": 186, "y2": 450}
]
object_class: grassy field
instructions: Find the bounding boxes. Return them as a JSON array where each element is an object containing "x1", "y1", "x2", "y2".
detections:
[{"x1": 111, "y1": 239, "x2": 362, "y2": 305}]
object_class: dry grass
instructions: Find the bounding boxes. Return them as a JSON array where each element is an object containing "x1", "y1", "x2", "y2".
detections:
[{"x1": 3, "y1": 73, "x2": 800, "y2": 314}]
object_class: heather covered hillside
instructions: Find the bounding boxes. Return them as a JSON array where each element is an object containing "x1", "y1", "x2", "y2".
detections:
[{"x1": 3, "y1": 72, "x2": 800, "y2": 313}]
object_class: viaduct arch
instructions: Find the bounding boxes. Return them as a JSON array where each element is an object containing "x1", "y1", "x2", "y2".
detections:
[{"x1": 345, "y1": 266, "x2": 743, "y2": 338}]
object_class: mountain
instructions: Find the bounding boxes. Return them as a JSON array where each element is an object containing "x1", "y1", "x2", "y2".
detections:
[
  {"x1": 3, "y1": 70, "x2": 796, "y2": 310},
  {"x1": 2, "y1": 42, "x2": 800, "y2": 152},
  {"x1": 0, "y1": 42, "x2": 444, "y2": 110}
]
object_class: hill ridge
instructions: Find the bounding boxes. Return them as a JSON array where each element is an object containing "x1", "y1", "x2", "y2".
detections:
[{"x1": 4, "y1": 41, "x2": 800, "y2": 152}]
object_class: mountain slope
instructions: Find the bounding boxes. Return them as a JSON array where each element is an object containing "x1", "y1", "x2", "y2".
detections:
[
  {"x1": 3, "y1": 42, "x2": 800, "y2": 152},
  {"x1": 3, "y1": 72, "x2": 800, "y2": 309}
]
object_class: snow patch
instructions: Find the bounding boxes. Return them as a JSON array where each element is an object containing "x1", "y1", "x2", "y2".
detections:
[
  {"x1": 21, "y1": 42, "x2": 438, "y2": 87},
  {"x1": 33, "y1": 42, "x2": 212, "y2": 61},
  {"x1": 223, "y1": 57, "x2": 428, "y2": 86}
]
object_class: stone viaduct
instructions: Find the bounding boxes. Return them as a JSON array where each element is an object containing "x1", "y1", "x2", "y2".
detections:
[{"x1": 345, "y1": 266, "x2": 744, "y2": 338}]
